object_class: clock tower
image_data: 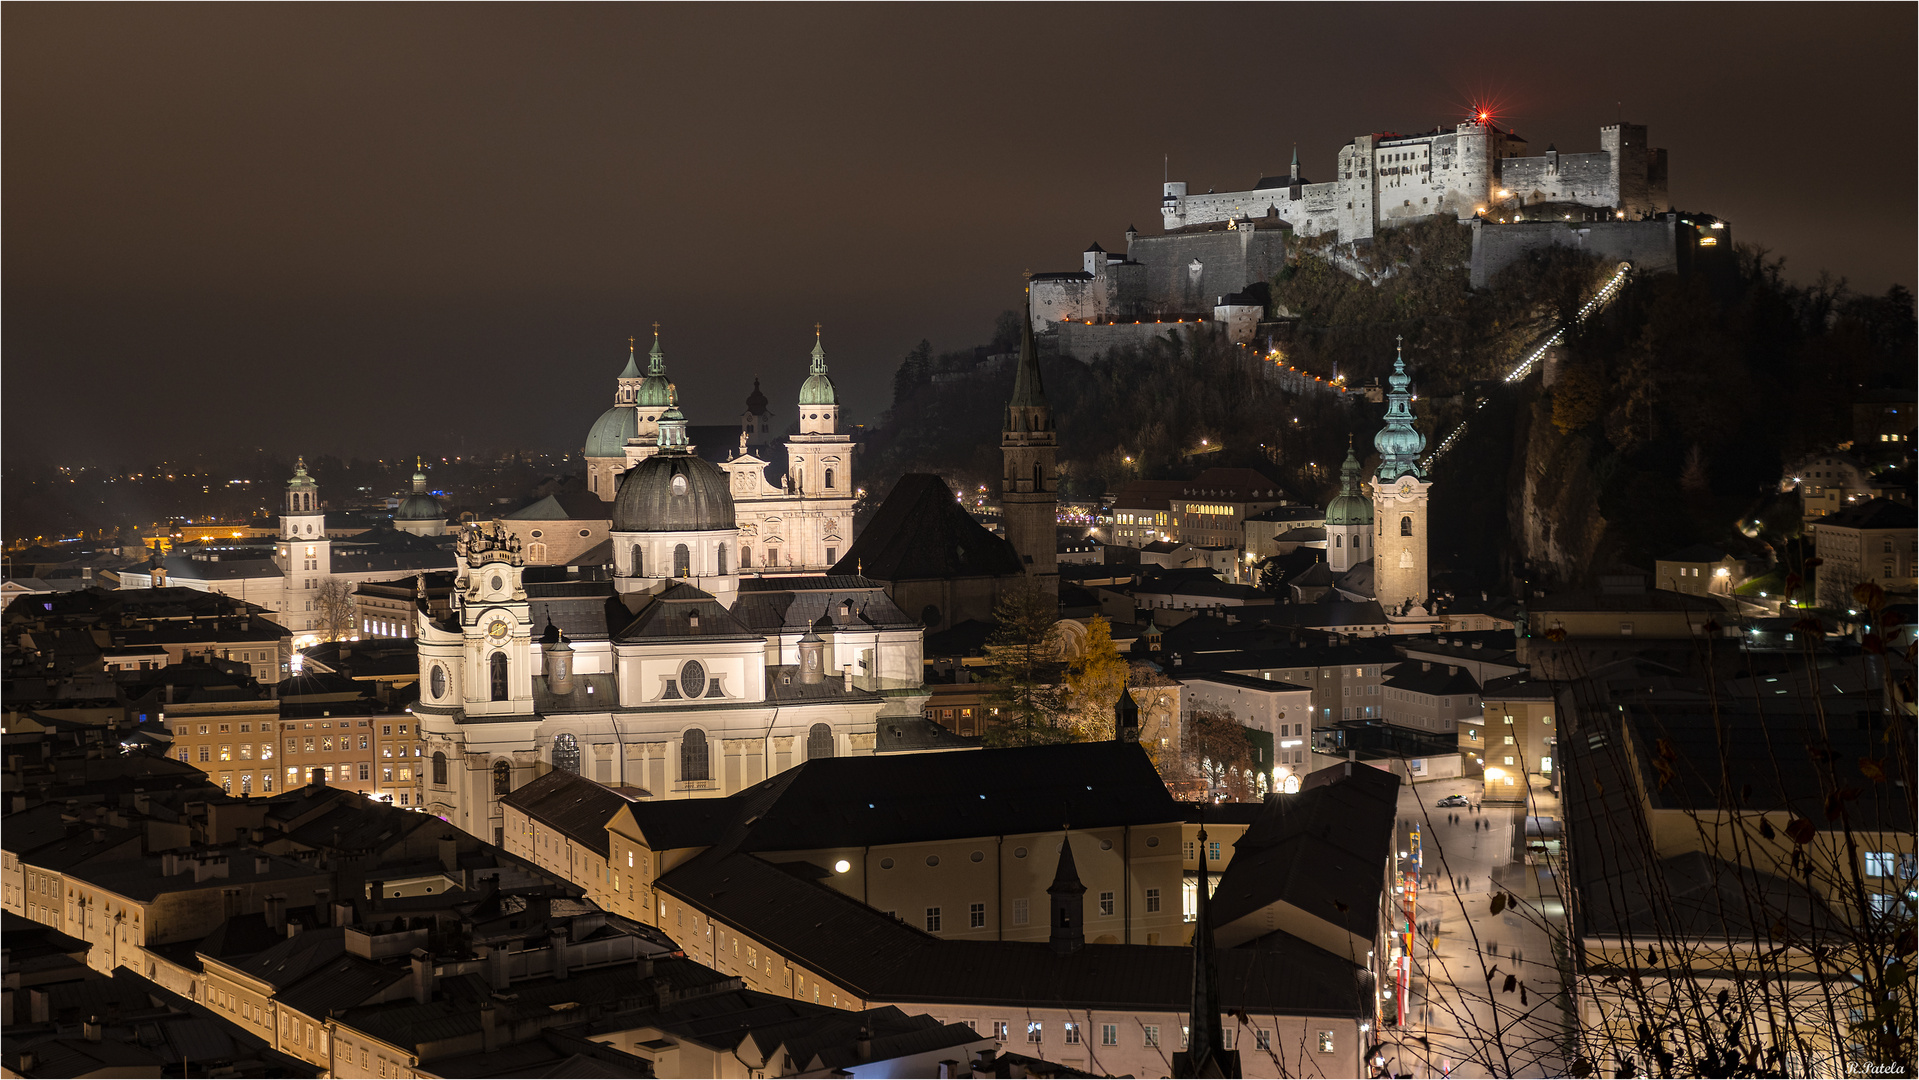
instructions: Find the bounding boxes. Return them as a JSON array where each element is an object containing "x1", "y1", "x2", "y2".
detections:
[
  {"x1": 1372, "y1": 341, "x2": 1433, "y2": 620},
  {"x1": 451, "y1": 522, "x2": 535, "y2": 719}
]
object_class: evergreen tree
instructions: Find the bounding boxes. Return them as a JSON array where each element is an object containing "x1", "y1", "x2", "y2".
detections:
[
  {"x1": 891, "y1": 339, "x2": 932, "y2": 406},
  {"x1": 982, "y1": 581, "x2": 1069, "y2": 747}
]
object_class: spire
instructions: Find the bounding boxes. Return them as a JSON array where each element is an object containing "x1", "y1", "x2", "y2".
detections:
[
  {"x1": 1289, "y1": 144, "x2": 1299, "y2": 182},
  {"x1": 1114, "y1": 685, "x2": 1141, "y2": 743},
  {"x1": 1176, "y1": 822, "x2": 1238, "y2": 1078},
  {"x1": 1008, "y1": 292, "x2": 1048, "y2": 410},
  {"x1": 646, "y1": 323, "x2": 667, "y2": 377},
  {"x1": 1338, "y1": 436, "x2": 1361, "y2": 496},
  {"x1": 619, "y1": 336, "x2": 643, "y2": 380},
  {"x1": 412, "y1": 458, "x2": 428, "y2": 494},
  {"x1": 1374, "y1": 337, "x2": 1426, "y2": 482},
  {"x1": 1047, "y1": 833, "x2": 1087, "y2": 955},
  {"x1": 810, "y1": 323, "x2": 828, "y2": 375}
]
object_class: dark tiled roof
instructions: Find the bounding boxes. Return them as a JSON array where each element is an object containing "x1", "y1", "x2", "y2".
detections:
[
  {"x1": 831, "y1": 475, "x2": 1023, "y2": 581},
  {"x1": 613, "y1": 584, "x2": 761, "y2": 643},
  {"x1": 500, "y1": 770, "x2": 645, "y2": 857},
  {"x1": 1814, "y1": 496, "x2": 1915, "y2": 530},
  {"x1": 504, "y1": 491, "x2": 614, "y2": 522},
  {"x1": 1210, "y1": 764, "x2": 1399, "y2": 943},
  {"x1": 1179, "y1": 671, "x2": 1311, "y2": 694},
  {"x1": 728, "y1": 581, "x2": 916, "y2": 634},
  {"x1": 1657, "y1": 543, "x2": 1735, "y2": 563},
  {"x1": 1381, "y1": 661, "x2": 1481, "y2": 697}
]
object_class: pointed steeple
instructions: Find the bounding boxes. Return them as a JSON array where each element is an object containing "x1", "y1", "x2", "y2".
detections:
[
  {"x1": 1289, "y1": 144, "x2": 1299, "y2": 183},
  {"x1": 1008, "y1": 297, "x2": 1048, "y2": 411},
  {"x1": 809, "y1": 323, "x2": 828, "y2": 375},
  {"x1": 1175, "y1": 823, "x2": 1239, "y2": 1078},
  {"x1": 646, "y1": 323, "x2": 667, "y2": 376},
  {"x1": 635, "y1": 324, "x2": 673, "y2": 409},
  {"x1": 619, "y1": 336, "x2": 643, "y2": 380},
  {"x1": 1047, "y1": 833, "x2": 1087, "y2": 954},
  {"x1": 798, "y1": 324, "x2": 838, "y2": 406},
  {"x1": 1114, "y1": 686, "x2": 1141, "y2": 744}
]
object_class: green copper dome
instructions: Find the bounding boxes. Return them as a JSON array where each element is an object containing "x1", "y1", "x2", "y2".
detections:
[
  {"x1": 1326, "y1": 442, "x2": 1373, "y2": 526},
  {"x1": 585, "y1": 405, "x2": 639, "y2": 458},
  {"x1": 798, "y1": 332, "x2": 837, "y2": 406},
  {"x1": 1374, "y1": 342, "x2": 1427, "y2": 482}
]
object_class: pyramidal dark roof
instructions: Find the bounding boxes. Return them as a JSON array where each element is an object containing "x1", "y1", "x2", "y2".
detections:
[
  {"x1": 829, "y1": 475, "x2": 1022, "y2": 581},
  {"x1": 1007, "y1": 300, "x2": 1047, "y2": 410}
]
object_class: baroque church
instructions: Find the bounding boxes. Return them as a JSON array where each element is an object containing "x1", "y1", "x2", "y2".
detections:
[{"x1": 413, "y1": 323, "x2": 1061, "y2": 841}]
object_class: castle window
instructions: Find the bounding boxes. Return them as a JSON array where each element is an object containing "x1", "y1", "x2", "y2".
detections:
[
  {"x1": 492, "y1": 760, "x2": 511, "y2": 796},
  {"x1": 490, "y1": 653, "x2": 509, "y2": 701},
  {"x1": 552, "y1": 733, "x2": 580, "y2": 774},
  {"x1": 808, "y1": 723, "x2": 834, "y2": 760},
  {"x1": 1401, "y1": 516, "x2": 1413, "y2": 536},
  {"x1": 431, "y1": 752, "x2": 447, "y2": 786},
  {"x1": 681, "y1": 729, "x2": 710, "y2": 782},
  {"x1": 674, "y1": 544, "x2": 691, "y2": 577},
  {"x1": 632, "y1": 545, "x2": 644, "y2": 576}
]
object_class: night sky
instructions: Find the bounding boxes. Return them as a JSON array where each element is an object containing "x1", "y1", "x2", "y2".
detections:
[{"x1": 6, "y1": 5, "x2": 1913, "y2": 466}]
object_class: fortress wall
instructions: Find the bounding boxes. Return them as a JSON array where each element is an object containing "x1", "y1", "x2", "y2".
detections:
[
  {"x1": 1469, "y1": 218, "x2": 1679, "y2": 288},
  {"x1": 1055, "y1": 319, "x2": 1212, "y2": 363},
  {"x1": 1497, "y1": 153, "x2": 1616, "y2": 207},
  {"x1": 1030, "y1": 276, "x2": 1099, "y2": 328},
  {"x1": 1126, "y1": 228, "x2": 1288, "y2": 315}
]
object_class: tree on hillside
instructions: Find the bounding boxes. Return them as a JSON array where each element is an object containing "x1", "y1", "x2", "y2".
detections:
[
  {"x1": 891, "y1": 339, "x2": 932, "y2": 405},
  {"x1": 982, "y1": 582, "x2": 1068, "y2": 747},
  {"x1": 1060, "y1": 616, "x2": 1127, "y2": 741}
]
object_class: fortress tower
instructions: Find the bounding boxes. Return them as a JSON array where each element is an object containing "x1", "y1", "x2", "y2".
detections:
[
  {"x1": 1372, "y1": 341, "x2": 1431, "y2": 619},
  {"x1": 1001, "y1": 292, "x2": 1059, "y2": 598}
]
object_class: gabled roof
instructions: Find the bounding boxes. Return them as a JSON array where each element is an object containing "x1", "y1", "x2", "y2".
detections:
[
  {"x1": 504, "y1": 491, "x2": 614, "y2": 522},
  {"x1": 500, "y1": 770, "x2": 645, "y2": 857},
  {"x1": 829, "y1": 474, "x2": 1023, "y2": 581},
  {"x1": 613, "y1": 583, "x2": 762, "y2": 643},
  {"x1": 1814, "y1": 496, "x2": 1915, "y2": 531},
  {"x1": 1381, "y1": 661, "x2": 1481, "y2": 697}
]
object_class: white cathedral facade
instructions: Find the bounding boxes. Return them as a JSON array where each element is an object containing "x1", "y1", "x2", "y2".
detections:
[{"x1": 417, "y1": 330, "x2": 937, "y2": 843}]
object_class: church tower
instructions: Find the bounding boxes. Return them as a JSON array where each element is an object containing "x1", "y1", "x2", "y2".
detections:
[
  {"x1": 627, "y1": 326, "x2": 676, "y2": 468},
  {"x1": 783, "y1": 326, "x2": 856, "y2": 569},
  {"x1": 1325, "y1": 438, "x2": 1373, "y2": 573},
  {"x1": 1372, "y1": 340, "x2": 1432, "y2": 618},
  {"x1": 276, "y1": 457, "x2": 331, "y2": 636},
  {"x1": 585, "y1": 339, "x2": 645, "y2": 501},
  {"x1": 1001, "y1": 290, "x2": 1059, "y2": 596}
]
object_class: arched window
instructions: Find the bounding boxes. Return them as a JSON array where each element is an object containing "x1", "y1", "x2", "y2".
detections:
[
  {"x1": 490, "y1": 653, "x2": 509, "y2": 701},
  {"x1": 1335, "y1": 534, "x2": 1343, "y2": 548},
  {"x1": 431, "y1": 752, "x2": 447, "y2": 786},
  {"x1": 681, "y1": 729, "x2": 709, "y2": 782},
  {"x1": 632, "y1": 545, "x2": 644, "y2": 576},
  {"x1": 492, "y1": 760, "x2": 511, "y2": 796},
  {"x1": 741, "y1": 546, "x2": 752, "y2": 568},
  {"x1": 552, "y1": 733, "x2": 580, "y2": 774},
  {"x1": 1400, "y1": 515, "x2": 1413, "y2": 537},
  {"x1": 824, "y1": 467, "x2": 835, "y2": 490},
  {"x1": 674, "y1": 543, "x2": 691, "y2": 577},
  {"x1": 807, "y1": 723, "x2": 834, "y2": 760},
  {"x1": 526, "y1": 542, "x2": 547, "y2": 563},
  {"x1": 717, "y1": 544, "x2": 728, "y2": 575}
]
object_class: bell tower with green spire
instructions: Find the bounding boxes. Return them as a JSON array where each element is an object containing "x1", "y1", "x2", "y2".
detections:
[
  {"x1": 1002, "y1": 287, "x2": 1059, "y2": 597},
  {"x1": 782, "y1": 325, "x2": 856, "y2": 569},
  {"x1": 1373, "y1": 338, "x2": 1433, "y2": 620},
  {"x1": 1326, "y1": 436, "x2": 1373, "y2": 574}
]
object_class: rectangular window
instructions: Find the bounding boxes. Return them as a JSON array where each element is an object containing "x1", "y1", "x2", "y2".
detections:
[
  {"x1": 1099, "y1": 890, "x2": 1115, "y2": 916},
  {"x1": 1257, "y1": 1029, "x2": 1272, "y2": 1050},
  {"x1": 359, "y1": 763, "x2": 371, "y2": 781},
  {"x1": 1184, "y1": 841, "x2": 1196, "y2": 861},
  {"x1": 1870, "y1": 893, "x2": 1900, "y2": 916},
  {"x1": 1222, "y1": 1030, "x2": 1234, "y2": 1050},
  {"x1": 1145, "y1": 887, "x2": 1161, "y2": 913},
  {"x1": 1209, "y1": 841, "x2": 1222, "y2": 862},
  {"x1": 1143, "y1": 1025, "x2": 1160, "y2": 1048},
  {"x1": 1102, "y1": 1023, "x2": 1118, "y2": 1047},
  {"x1": 1866, "y1": 852, "x2": 1897, "y2": 877},
  {"x1": 1028, "y1": 1022, "x2": 1043, "y2": 1044},
  {"x1": 198, "y1": 746, "x2": 210, "y2": 762},
  {"x1": 1012, "y1": 898, "x2": 1029, "y2": 926},
  {"x1": 993, "y1": 1021, "x2": 1009, "y2": 1041},
  {"x1": 925, "y1": 907, "x2": 942, "y2": 932},
  {"x1": 1064, "y1": 1023, "x2": 1081, "y2": 1045},
  {"x1": 969, "y1": 902, "x2": 986, "y2": 928}
]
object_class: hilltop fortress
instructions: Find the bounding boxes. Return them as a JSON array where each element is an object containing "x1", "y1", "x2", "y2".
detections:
[
  {"x1": 1029, "y1": 119, "x2": 1693, "y2": 357},
  {"x1": 1163, "y1": 120, "x2": 1669, "y2": 243}
]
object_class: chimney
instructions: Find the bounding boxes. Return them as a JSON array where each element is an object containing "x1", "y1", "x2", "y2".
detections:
[
  {"x1": 410, "y1": 949, "x2": 435, "y2": 1005},
  {"x1": 310, "y1": 768, "x2": 326, "y2": 789},
  {"x1": 1421, "y1": 661, "x2": 1432, "y2": 672},
  {"x1": 236, "y1": 827, "x2": 249, "y2": 846},
  {"x1": 855, "y1": 1027, "x2": 873, "y2": 1061},
  {"x1": 314, "y1": 888, "x2": 331, "y2": 924},
  {"x1": 332, "y1": 900, "x2": 355, "y2": 928},
  {"x1": 487, "y1": 944, "x2": 513, "y2": 990},
  {"x1": 550, "y1": 924, "x2": 571, "y2": 981},
  {"x1": 368, "y1": 880, "x2": 385, "y2": 912},
  {"x1": 255, "y1": 856, "x2": 270, "y2": 875},
  {"x1": 636, "y1": 955, "x2": 654, "y2": 980},
  {"x1": 841, "y1": 664, "x2": 853, "y2": 692},
  {"x1": 1346, "y1": 750, "x2": 1355, "y2": 777},
  {"x1": 798, "y1": 629, "x2": 825, "y2": 685},
  {"x1": 439, "y1": 836, "x2": 459, "y2": 873},
  {"x1": 91, "y1": 827, "x2": 105, "y2": 842},
  {"x1": 264, "y1": 895, "x2": 286, "y2": 933},
  {"x1": 83, "y1": 1015, "x2": 103, "y2": 1042},
  {"x1": 479, "y1": 1000, "x2": 499, "y2": 1052}
]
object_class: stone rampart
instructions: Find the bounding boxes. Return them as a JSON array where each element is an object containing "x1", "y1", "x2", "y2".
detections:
[
  {"x1": 1054, "y1": 318, "x2": 1212, "y2": 363},
  {"x1": 1128, "y1": 227, "x2": 1287, "y2": 315},
  {"x1": 1470, "y1": 217, "x2": 1681, "y2": 288}
]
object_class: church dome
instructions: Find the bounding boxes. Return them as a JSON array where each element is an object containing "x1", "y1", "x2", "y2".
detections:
[
  {"x1": 611, "y1": 452, "x2": 736, "y2": 533},
  {"x1": 395, "y1": 492, "x2": 444, "y2": 521},
  {"x1": 798, "y1": 372, "x2": 838, "y2": 406},
  {"x1": 1326, "y1": 443, "x2": 1373, "y2": 526},
  {"x1": 585, "y1": 405, "x2": 639, "y2": 458}
]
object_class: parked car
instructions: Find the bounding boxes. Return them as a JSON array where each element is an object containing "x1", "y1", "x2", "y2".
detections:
[{"x1": 1437, "y1": 794, "x2": 1469, "y2": 807}]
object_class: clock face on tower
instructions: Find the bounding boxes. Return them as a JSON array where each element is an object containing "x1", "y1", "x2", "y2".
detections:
[
  {"x1": 487, "y1": 619, "x2": 510, "y2": 641},
  {"x1": 1399, "y1": 480, "x2": 1412, "y2": 494}
]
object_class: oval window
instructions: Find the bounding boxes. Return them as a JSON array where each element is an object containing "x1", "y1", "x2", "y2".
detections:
[
  {"x1": 430, "y1": 664, "x2": 446, "y2": 699},
  {"x1": 680, "y1": 660, "x2": 706, "y2": 698},
  {"x1": 530, "y1": 530, "x2": 543, "y2": 539},
  {"x1": 671, "y1": 475, "x2": 689, "y2": 496},
  {"x1": 880, "y1": 858, "x2": 894, "y2": 870},
  {"x1": 1100, "y1": 839, "x2": 1114, "y2": 851},
  {"x1": 579, "y1": 529, "x2": 591, "y2": 537},
  {"x1": 490, "y1": 575, "x2": 503, "y2": 592},
  {"x1": 1146, "y1": 836, "x2": 1161, "y2": 848},
  {"x1": 970, "y1": 850, "x2": 984, "y2": 863},
  {"x1": 1013, "y1": 847, "x2": 1028, "y2": 859},
  {"x1": 925, "y1": 855, "x2": 940, "y2": 867}
]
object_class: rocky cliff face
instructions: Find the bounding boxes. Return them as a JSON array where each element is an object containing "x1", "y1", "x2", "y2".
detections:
[{"x1": 1508, "y1": 390, "x2": 1609, "y2": 587}]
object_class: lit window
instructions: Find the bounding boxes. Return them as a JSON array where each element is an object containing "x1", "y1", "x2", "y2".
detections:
[
  {"x1": 1318, "y1": 1031, "x2": 1335, "y2": 1053},
  {"x1": 1028, "y1": 1022, "x2": 1043, "y2": 1044}
]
